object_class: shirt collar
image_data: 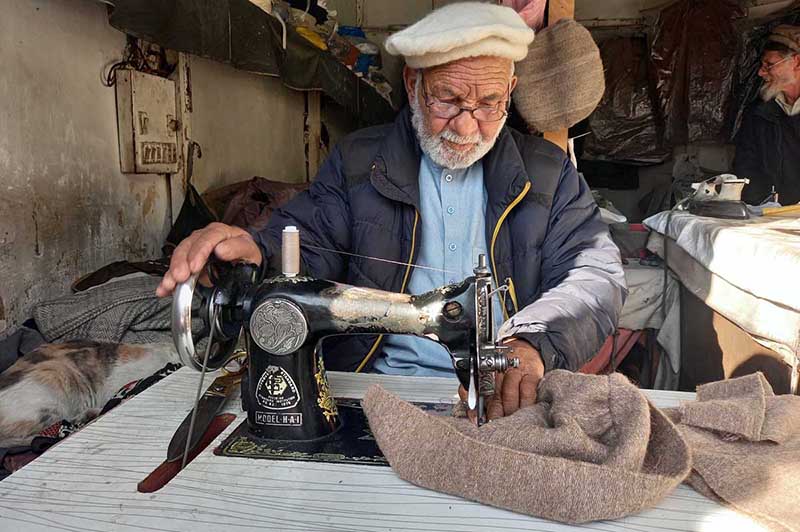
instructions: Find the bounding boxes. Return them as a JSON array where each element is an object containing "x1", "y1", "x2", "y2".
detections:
[
  {"x1": 775, "y1": 93, "x2": 800, "y2": 116},
  {"x1": 420, "y1": 151, "x2": 477, "y2": 178}
]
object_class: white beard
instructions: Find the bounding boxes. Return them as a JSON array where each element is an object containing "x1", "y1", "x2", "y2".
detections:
[
  {"x1": 760, "y1": 81, "x2": 782, "y2": 102},
  {"x1": 760, "y1": 70, "x2": 794, "y2": 102},
  {"x1": 409, "y1": 91, "x2": 506, "y2": 170}
]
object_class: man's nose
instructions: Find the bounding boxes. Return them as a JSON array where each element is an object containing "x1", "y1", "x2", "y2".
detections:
[
  {"x1": 758, "y1": 65, "x2": 769, "y2": 79},
  {"x1": 450, "y1": 110, "x2": 480, "y2": 138}
]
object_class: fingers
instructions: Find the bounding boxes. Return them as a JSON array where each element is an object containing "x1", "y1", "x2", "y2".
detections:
[
  {"x1": 184, "y1": 224, "x2": 238, "y2": 273},
  {"x1": 214, "y1": 234, "x2": 263, "y2": 264},
  {"x1": 457, "y1": 386, "x2": 479, "y2": 424},
  {"x1": 458, "y1": 385, "x2": 467, "y2": 403},
  {"x1": 487, "y1": 395, "x2": 504, "y2": 420},
  {"x1": 519, "y1": 373, "x2": 538, "y2": 408},
  {"x1": 466, "y1": 407, "x2": 477, "y2": 425},
  {"x1": 488, "y1": 371, "x2": 505, "y2": 420},
  {"x1": 501, "y1": 368, "x2": 523, "y2": 415},
  {"x1": 155, "y1": 223, "x2": 261, "y2": 297}
]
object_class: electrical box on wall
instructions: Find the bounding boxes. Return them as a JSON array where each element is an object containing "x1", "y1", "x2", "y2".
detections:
[{"x1": 115, "y1": 70, "x2": 179, "y2": 174}]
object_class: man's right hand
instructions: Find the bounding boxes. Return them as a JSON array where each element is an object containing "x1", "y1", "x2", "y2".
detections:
[{"x1": 156, "y1": 222, "x2": 263, "y2": 297}]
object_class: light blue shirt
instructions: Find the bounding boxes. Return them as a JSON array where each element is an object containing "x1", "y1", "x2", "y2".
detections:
[{"x1": 374, "y1": 153, "x2": 502, "y2": 376}]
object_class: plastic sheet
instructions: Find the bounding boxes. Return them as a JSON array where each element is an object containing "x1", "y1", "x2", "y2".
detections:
[
  {"x1": 649, "y1": 0, "x2": 744, "y2": 145},
  {"x1": 583, "y1": 37, "x2": 668, "y2": 164},
  {"x1": 502, "y1": 0, "x2": 546, "y2": 31}
]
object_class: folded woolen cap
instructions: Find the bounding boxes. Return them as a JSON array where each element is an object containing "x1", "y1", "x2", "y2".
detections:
[
  {"x1": 513, "y1": 18, "x2": 605, "y2": 132},
  {"x1": 362, "y1": 371, "x2": 691, "y2": 524},
  {"x1": 384, "y1": 2, "x2": 534, "y2": 69},
  {"x1": 769, "y1": 25, "x2": 800, "y2": 53}
]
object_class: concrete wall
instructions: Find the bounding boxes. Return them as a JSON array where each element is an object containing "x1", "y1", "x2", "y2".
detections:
[
  {"x1": 0, "y1": 0, "x2": 170, "y2": 335},
  {"x1": 188, "y1": 56, "x2": 307, "y2": 192},
  {"x1": 0, "y1": 0, "x2": 308, "y2": 336}
]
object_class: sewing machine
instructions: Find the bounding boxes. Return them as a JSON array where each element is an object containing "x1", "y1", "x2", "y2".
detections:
[{"x1": 171, "y1": 228, "x2": 518, "y2": 444}]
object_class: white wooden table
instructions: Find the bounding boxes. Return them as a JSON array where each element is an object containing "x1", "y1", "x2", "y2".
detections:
[{"x1": 0, "y1": 369, "x2": 768, "y2": 531}]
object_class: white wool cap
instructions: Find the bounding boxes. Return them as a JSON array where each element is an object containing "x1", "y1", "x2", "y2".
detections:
[{"x1": 385, "y1": 2, "x2": 535, "y2": 69}]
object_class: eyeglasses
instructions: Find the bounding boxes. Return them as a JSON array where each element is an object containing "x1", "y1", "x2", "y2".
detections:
[
  {"x1": 419, "y1": 72, "x2": 510, "y2": 123},
  {"x1": 760, "y1": 55, "x2": 794, "y2": 73}
]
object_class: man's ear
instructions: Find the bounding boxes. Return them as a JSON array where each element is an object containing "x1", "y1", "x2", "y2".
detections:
[
  {"x1": 403, "y1": 66, "x2": 418, "y2": 103},
  {"x1": 510, "y1": 75, "x2": 519, "y2": 94}
]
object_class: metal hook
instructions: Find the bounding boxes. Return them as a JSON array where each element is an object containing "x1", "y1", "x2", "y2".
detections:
[{"x1": 487, "y1": 285, "x2": 509, "y2": 299}]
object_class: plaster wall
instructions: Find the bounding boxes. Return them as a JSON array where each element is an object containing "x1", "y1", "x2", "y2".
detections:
[
  {"x1": 0, "y1": 0, "x2": 309, "y2": 337},
  {"x1": 188, "y1": 56, "x2": 307, "y2": 193},
  {"x1": 0, "y1": 0, "x2": 170, "y2": 335}
]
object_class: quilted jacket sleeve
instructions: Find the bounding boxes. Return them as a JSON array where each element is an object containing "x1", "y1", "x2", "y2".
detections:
[
  {"x1": 248, "y1": 145, "x2": 353, "y2": 282},
  {"x1": 499, "y1": 159, "x2": 627, "y2": 371}
]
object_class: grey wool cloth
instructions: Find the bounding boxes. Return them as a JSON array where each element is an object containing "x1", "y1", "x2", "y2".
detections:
[
  {"x1": 362, "y1": 370, "x2": 691, "y2": 524},
  {"x1": 33, "y1": 275, "x2": 180, "y2": 344},
  {"x1": 668, "y1": 373, "x2": 800, "y2": 532}
]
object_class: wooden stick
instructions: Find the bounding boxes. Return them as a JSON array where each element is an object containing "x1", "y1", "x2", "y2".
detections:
[{"x1": 542, "y1": 0, "x2": 575, "y2": 152}]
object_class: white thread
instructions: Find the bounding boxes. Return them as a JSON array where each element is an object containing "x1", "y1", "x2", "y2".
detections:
[
  {"x1": 282, "y1": 226, "x2": 301, "y2": 277},
  {"x1": 302, "y1": 243, "x2": 458, "y2": 274}
]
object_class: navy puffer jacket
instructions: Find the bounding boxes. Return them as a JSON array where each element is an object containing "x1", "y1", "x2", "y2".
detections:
[{"x1": 251, "y1": 107, "x2": 626, "y2": 373}]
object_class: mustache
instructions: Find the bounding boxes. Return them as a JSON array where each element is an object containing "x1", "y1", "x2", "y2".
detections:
[{"x1": 439, "y1": 129, "x2": 482, "y2": 145}]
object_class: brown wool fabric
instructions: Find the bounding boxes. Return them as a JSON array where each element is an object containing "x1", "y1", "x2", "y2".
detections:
[
  {"x1": 362, "y1": 371, "x2": 690, "y2": 524},
  {"x1": 513, "y1": 19, "x2": 605, "y2": 132},
  {"x1": 668, "y1": 373, "x2": 800, "y2": 532}
]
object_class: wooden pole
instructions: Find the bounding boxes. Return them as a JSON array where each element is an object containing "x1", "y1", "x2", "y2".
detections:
[
  {"x1": 306, "y1": 91, "x2": 322, "y2": 180},
  {"x1": 542, "y1": 0, "x2": 575, "y2": 152}
]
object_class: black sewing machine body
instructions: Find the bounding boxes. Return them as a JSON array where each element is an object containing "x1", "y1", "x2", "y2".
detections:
[
  {"x1": 173, "y1": 254, "x2": 515, "y2": 443},
  {"x1": 239, "y1": 276, "x2": 478, "y2": 440}
]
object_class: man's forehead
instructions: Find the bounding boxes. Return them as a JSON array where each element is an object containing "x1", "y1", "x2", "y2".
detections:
[
  {"x1": 423, "y1": 57, "x2": 512, "y2": 95},
  {"x1": 763, "y1": 50, "x2": 787, "y2": 62}
]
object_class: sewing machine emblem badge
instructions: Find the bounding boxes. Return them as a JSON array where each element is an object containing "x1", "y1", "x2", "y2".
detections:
[
  {"x1": 250, "y1": 299, "x2": 307, "y2": 355},
  {"x1": 256, "y1": 365, "x2": 301, "y2": 411}
]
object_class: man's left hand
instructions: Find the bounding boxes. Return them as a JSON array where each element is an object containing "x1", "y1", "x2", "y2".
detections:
[{"x1": 458, "y1": 338, "x2": 545, "y2": 422}]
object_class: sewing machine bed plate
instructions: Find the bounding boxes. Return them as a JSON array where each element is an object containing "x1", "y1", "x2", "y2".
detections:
[
  {"x1": 215, "y1": 400, "x2": 449, "y2": 466},
  {"x1": 0, "y1": 368, "x2": 769, "y2": 532}
]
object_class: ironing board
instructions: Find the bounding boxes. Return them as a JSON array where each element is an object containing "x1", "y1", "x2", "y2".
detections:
[{"x1": 0, "y1": 367, "x2": 768, "y2": 532}]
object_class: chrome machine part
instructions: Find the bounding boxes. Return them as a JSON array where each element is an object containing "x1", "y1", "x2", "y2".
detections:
[
  {"x1": 250, "y1": 298, "x2": 309, "y2": 355},
  {"x1": 470, "y1": 254, "x2": 520, "y2": 424},
  {"x1": 171, "y1": 271, "x2": 237, "y2": 372},
  {"x1": 172, "y1": 272, "x2": 200, "y2": 369}
]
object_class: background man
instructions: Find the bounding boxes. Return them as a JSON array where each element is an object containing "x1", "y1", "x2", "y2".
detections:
[
  {"x1": 157, "y1": 3, "x2": 626, "y2": 420},
  {"x1": 734, "y1": 25, "x2": 800, "y2": 205}
]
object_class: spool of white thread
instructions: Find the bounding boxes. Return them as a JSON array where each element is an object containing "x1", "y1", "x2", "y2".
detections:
[{"x1": 282, "y1": 226, "x2": 300, "y2": 277}]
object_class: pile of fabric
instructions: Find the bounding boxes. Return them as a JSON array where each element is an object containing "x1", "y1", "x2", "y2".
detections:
[{"x1": 363, "y1": 371, "x2": 800, "y2": 530}]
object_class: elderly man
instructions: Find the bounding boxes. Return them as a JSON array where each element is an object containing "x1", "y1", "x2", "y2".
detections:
[
  {"x1": 734, "y1": 25, "x2": 800, "y2": 205},
  {"x1": 157, "y1": 3, "x2": 625, "y2": 419}
]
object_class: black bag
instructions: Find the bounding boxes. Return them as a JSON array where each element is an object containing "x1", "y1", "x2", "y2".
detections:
[{"x1": 163, "y1": 141, "x2": 217, "y2": 255}]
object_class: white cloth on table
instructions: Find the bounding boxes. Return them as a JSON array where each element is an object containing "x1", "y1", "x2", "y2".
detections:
[{"x1": 644, "y1": 211, "x2": 800, "y2": 370}]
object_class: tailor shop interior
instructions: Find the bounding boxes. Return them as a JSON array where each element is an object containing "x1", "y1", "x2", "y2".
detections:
[{"x1": 1, "y1": 0, "x2": 800, "y2": 530}]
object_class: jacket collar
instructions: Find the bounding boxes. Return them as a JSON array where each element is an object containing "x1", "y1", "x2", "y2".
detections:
[
  {"x1": 369, "y1": 107, "x2": 423, "y2": 209},
  {"x1": 754, "y1": 99, "x2": 788, "y2": 123},
  {"x1": 370, "y1": 107, "x2": 530, "y2": 210}
]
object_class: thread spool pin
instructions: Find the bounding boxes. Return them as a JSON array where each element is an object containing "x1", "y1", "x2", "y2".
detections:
[{"x1": 282, "y1": 226, "x2": 300, "y2": 277}]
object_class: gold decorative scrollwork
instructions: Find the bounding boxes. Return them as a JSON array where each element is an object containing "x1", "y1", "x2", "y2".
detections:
[{"x1": 315, "y1": 356, "x2": 339, "y2": 423}]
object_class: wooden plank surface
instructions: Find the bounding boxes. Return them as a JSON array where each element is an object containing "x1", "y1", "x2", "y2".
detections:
[
  {"x1": 543, "y1": 0, "x2": 575, "y2": 152},
  {"x1": 0, "y1": 369, "x2": 768, "y2": 532}
]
